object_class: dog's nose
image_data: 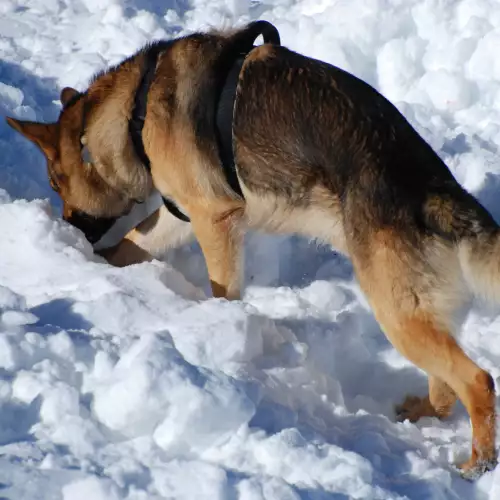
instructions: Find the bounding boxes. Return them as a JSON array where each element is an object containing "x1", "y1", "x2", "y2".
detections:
[{"x1": 64, "y1": 210, "x2": 118, "y2": 244}]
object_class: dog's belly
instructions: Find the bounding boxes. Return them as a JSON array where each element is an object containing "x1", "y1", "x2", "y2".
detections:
[{"x1": 240, "y1": 180, "x2": 348, "y2": 255}]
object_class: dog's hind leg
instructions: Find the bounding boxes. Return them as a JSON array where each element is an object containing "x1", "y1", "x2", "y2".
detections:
[
  {"x1": 380, "y1": 312, "x2": 496, "y2": 478},
  {"x1": 396, "y1": 375, "x2": 456, "y2": 422},
  {"x1": 353, "y1": 232, "x2": 497, "y2": 478}
]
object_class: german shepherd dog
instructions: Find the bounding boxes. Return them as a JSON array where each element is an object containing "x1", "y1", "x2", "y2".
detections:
[{"x1": 6, "y1": 21, "x2": 500, "y2": 478}]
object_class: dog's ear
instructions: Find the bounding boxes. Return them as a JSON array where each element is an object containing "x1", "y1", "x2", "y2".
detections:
[
  {"x1": 5, "y1": 117, "x2": 58, "y2": 161},
  {"x1": 60, "y1": 87, "x2": 80, "y2": 107}
]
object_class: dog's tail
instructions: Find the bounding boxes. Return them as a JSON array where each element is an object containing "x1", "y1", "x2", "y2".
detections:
[
  {"x1": 228, "y1": 20, "x2": 281, "y2": 51},
  {"x1": 458, "y1": 229, "x2": 500, "y2": 303},
  {"x1": 426, "y1": 189, "x2": 500, "y2": 302}
]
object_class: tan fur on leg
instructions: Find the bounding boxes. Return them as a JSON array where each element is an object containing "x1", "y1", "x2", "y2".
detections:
[
  {"x1": 353, "y1": 230, "x2": 496, "y2": 478},
  {"x1": 96, "y1": 205, "x2": 194, "y2": 266},
  {"x1": 190, "y1": 205, "x2": 244, "y2": 300},
  {"x1": 96, "y1": 239, "x2": 153, "y2": 267},
  {"x1": 396, "y1": 376, "x2": 457, "y2": 422},
  {"x1": 383, "y1": 313, "x2": 496, "y2": 477}
]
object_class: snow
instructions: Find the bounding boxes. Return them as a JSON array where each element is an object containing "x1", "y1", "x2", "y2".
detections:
[{"x1": 2, "y1": 0, "x2": 500, "y2": 498}]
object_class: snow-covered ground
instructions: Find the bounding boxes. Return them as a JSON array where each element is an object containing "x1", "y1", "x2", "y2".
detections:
[{"x1": 2, "y1": 0, "x2": 500, "y2": 498}]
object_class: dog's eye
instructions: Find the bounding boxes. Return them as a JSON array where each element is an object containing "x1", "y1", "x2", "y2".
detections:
[
  {"x1": 49, "y1": 175, "x2": 60, "y2": 192},
  {"x1": 80, "y1": 136, "x2": 92, "y2": 164},
  {"x1": 81, "y1": 145, "x2": 92, "y2": 164},
  {"x1": 47, "y1": 163, "x2": 61, "y2": 192}
]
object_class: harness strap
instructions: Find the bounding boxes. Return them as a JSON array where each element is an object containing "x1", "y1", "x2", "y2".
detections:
[
  {"x1": 128, "y1": 47, "x2": 162, "y2": 174},
  {"x1": 215, "y1": 55, "x2": 246, "y2": 199},
  {"x1": 129, "y1": 21, "x2": 281, "y2": 222},
  {"x1": 128, "y1": 47, "x2": 193, "y2": 222}
]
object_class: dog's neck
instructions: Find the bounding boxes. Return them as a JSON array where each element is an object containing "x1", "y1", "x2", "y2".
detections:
[
  {"x1": 80, "y1": 23, "x2": 281, "y2": 219},
  {"x1": 126, "y1": 45, "x2": 191, "y2": 222},
  {"x1": 128, "y1": 46, "x2": 161, "y2": 176},
  {"x1": 81, "y1": 55, "x2": 153, "y2": 204}
]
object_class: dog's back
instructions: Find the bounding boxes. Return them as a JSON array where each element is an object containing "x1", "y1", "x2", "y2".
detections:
[{"x1": 235, "y1": 43, "x2": 500, "y2": 306}]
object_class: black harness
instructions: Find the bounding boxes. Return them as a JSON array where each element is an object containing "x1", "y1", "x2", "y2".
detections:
[
  {"x1": 128, "y1": 22, "x2": 280, "y2": 222},
  {"x1": 127, "y1": 46, "x2": 192, "y2": 222},
  {"x1": 128, "y1": 49, "x2": 246, "y2": 223}
]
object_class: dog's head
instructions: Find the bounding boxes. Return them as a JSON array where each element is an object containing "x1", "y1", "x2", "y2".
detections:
[{"x1": 6, "y1": 87, "x2": 142, "y2": 243}]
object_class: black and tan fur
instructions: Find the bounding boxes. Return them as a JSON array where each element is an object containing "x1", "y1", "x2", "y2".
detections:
[{"x1": 6, "y1": 22, "x2": 500, "y2": 478}]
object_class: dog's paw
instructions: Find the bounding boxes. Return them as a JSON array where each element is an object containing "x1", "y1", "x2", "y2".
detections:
[
  {"x1": 95, "y1": 240, "x2": 153, "y2": 267},
  {"x1": 395, "y1": 395, "x2": 438, "y2": 423},
  {"x1": 457, "y1": 457, "x2": 497, "y2": 481}
]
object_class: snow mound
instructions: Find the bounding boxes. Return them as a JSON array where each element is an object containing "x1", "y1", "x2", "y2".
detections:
[{"x1": 2, "y1": 0, "x2": 500, "y2": 498}]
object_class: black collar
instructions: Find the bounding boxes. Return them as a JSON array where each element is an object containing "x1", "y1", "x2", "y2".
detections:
[
  {"x1": 128, "y1": 47, "x2": 161, "y2": 173},
  {"x1": 127, "y1": 46, "x2": 192, "y2": 222}
]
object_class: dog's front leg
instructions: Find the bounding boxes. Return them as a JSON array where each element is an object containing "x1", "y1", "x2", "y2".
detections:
[
  {"x1": 96, "y1": 204, "x2": 194, "y2": 267},
  {"x1": 190, "y1": 205, "x2": 244, "y2": 300}
]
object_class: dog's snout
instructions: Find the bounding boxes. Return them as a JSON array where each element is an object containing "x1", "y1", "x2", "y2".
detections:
[{"x1": 65, "y1": 210, "x2": 117, "y2": 244}]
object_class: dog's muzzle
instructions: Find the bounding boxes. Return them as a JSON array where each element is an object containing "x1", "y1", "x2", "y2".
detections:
[{"x1": 65, "y1": 210, "x2": 118, "y2": 244}]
